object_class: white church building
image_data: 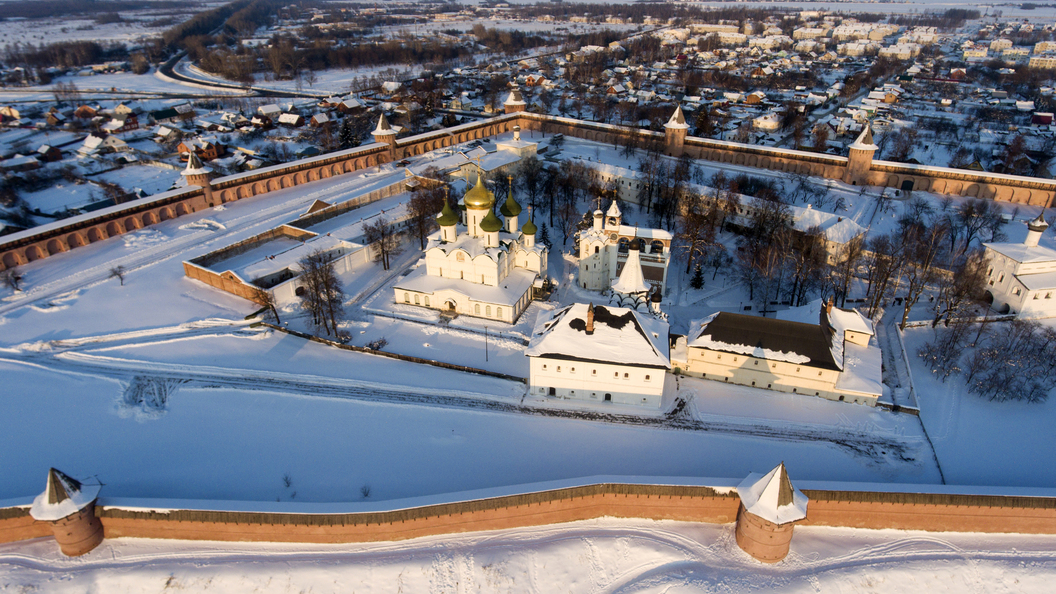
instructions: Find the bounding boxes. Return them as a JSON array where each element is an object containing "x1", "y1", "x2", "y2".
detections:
[
  {"x1": 983, "y1": 213, "x2": 1056, "y2": 317},
  {"x1": 577, "y1": 201, "x2": 673, "y2": 296},
  {"x1": 525, "y1": 302, "x2": 671, "y2": 407},
  {"x1": 393, "y1": 173, "x2": 548, "y2": 323}
]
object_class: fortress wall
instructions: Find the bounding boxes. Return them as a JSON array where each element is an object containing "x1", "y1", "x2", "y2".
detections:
[
  {"x1": 8, "y1": 111, "x2": 1056, "y2": 273},
  {"x1": 4, "y1": 484, "x2": 1056, "y2": 548}
]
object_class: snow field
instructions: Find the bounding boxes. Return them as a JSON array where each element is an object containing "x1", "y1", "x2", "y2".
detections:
[{"x1": 2, "y1": 519, "x2": 1056, "y2": 593}]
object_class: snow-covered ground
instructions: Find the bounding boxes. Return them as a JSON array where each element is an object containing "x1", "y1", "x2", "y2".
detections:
[
  {"x1": 3, "y1": 519, "x2": 1056, "y2": 593},
  {"x1": 905, "y1": 325, "x2": 1056, "y2": 488}
]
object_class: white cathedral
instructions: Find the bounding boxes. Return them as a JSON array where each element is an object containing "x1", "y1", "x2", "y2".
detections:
[
  {"x1": 394, "y1": 173, "x2": 548, "y2": 323},
  {"x1": 577, "y1": 201, "x2": 673, "y2": 305}
]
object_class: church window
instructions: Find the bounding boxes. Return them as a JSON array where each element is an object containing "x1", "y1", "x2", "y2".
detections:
[
  {"x1": 475, "y1": 304, "x2": 481, "y2": 314},
  {"x1": 456, "y1": 252, "x2": 464, "y2": 262},
  {"x1": 592, "y1": 369, "x2": 597, "y2": 376},
  {"x1": 987, "y1": 267, "x2": 994, "y2": 276},
  {"x1": 998, "y1": 273, "x2": 1005, "y2": 283},
  {"x1": 414, "y1": 295, "x2": 420, "y2": 305},
  {"x1": 614, "y1": 372, "x2": 619, "y2": 378},
  {"x1": 424, "y1": 296, "x2": 430, "y2": 306},
  {"x1": 645, "y1": 375, "x2": 651, "y2": 381},
  {"x1": 486, "y1": 305, "x2": 492, "y2": 316},
  {"x1": 404, "y1": 292, "x2": 410, "y2": 303},
  {"x1": 623, "y1": 373, "x2": 629, "y2": 379},
  {"x1": 594, "y1": 246, "x2": 599, "y2": 254},
  {"x1": 542, "y1": 364, "x2": 547, "y2": 370},
  {"x1": 557, "y1": 366, "x2": 561, "y2": 372},
  {"x1": 754, "y1": 360, "x2": 758, "y2": 366},
  {"x1": 497, "y1": 307, "x2": 502, "y2": 318},
  {"x1": 570, "y1": 367, "x2": 575, "y2": 373}
]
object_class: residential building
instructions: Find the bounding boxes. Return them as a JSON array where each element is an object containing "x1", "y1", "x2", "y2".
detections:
[
  {"x1": 983, "y1": 214, "x2": 1056, "y2": 317},
  {"x1": 525, "y1": 302, "x2": 671, "y2": 407}
]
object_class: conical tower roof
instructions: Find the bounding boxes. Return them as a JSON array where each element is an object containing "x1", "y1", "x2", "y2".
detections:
[
  {"x1": 373, "y1": 112, "x2": 395, "y2": 135},
  {"x1": 30, "y1": 468, "x2": 102, "y2": 522},
  {"x1": 611, "y1": 244, "x2": 650, "y2": 295},
  {"x1": 849, "y1": 124, "x2": 878, "y2": 151},
  {"x1": 1028, "y1": 212, "x2": 1050, "y2": 232},
  {"x1": 504, "y1": 88, "x2": 526, "y2": 106},
  {"x1": 736, "y1": 462, "x2": 808, "y2": 525},
  {"x1": 464, "y1": 174, "x2": 495, "y2": 209},
  {"x1": 181, "y1": 151, "x2": 212, "y2": 177},
  {"x1": 665, "y1": 104, "x2": 689, "y2": 130},
  {"x1": 480, "y1": 208, "x2": 503, "y2": 233},
  {"x1": 437, "y1": 200, "x2": 458, "y2": 226}
]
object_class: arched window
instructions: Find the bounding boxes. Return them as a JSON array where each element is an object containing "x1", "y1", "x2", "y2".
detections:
[
  {"x1": 403, "y1": 292, "x2": 410, "y2": 303},
  {"x1": 424, "y1": 296, "x2": 430, "y2": 306},
  {"x1": 456, "y1": 252, "x2": 465, "y2": 262},
  {"x1": 486, "y1": 305, "x2": 492, "y2": 316},
  {"x1": 594, "y1": 246, "x2": 599, "y2": 254},
  {"x1": 496, "y1": 307, "x2": 502, "y2": 318},
  {"x1": 414, "y1": 295, "x2": 420, "y2": 305},
  {"x1": 475, "y1": 304, "x2": 480, "y2": 314}
]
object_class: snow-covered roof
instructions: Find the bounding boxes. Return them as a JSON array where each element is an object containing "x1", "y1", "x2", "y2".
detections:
[
  {"x1": 848, "y1": 124, "x2": 878, "y2": 151},
  {"x1": 777, "y1": 299, "x2": 873, "y2": 337},
  {"x1": 984, "y1": 241, "x2": 1056, "y2": 264},
  {"x1": 526, "y1": 303, "x2": 670, "y2": 369},
  {"x1": 29, "y1": 468, "x2": 101, "y2": 522},
  {"x1": 664, "y1": 105, "x2": 689, "y2": 129},
  {"x1": 737, "y1": 463, "x2": 808, "y2": 525},
  {"x1": 606, "y1": 200, "x2": 622, "y2": 218},
  {"x1": 182, "y1": 152, "x2": 213, "y2": 177},
  {"x1": 503, "y1": 88, "x2": 526, "y2": 106},
  {"x1": 373, "y1": 113, "x2": 396, "y2": 136},
  {"x1": 834, "y1": 338, "x2": 883, "y2": 397},
  {"x1": 688, "y1": 312, "x2": 840, "y2": 369},
  {"x1": 616, "y1": 225, "x2": 673, "y2": 241},
  {"x1": 611, "y1": 246, "x2": 650, "y2": 294}
]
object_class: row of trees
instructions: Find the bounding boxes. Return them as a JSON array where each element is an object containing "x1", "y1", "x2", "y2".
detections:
[{"x1": 920, "y1": 318, "x2": 1055, "y2": 403}]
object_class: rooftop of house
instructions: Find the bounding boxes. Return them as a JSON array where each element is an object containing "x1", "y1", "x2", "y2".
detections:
[{"x1": 526, "y1": 303, "x2": 671, "y2": 369}]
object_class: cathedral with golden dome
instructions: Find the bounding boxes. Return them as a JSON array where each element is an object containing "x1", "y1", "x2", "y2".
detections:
[{"x1": 393, "y1": 171, "x2": 548, "y2": 323}]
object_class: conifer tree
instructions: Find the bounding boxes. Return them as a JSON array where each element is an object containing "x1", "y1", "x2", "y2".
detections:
[{"x1": 691, "y1": 263, "x2": 705, "y2": 290}]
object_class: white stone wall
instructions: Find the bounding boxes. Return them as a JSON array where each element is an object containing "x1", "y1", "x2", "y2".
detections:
[{"x1": 528, "y1": 357, "x2": 665, "y2": 407}]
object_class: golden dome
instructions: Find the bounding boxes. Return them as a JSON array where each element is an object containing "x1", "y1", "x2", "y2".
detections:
[{"x1": 463, "y1": 175, "x2": 494, "y2": 210}]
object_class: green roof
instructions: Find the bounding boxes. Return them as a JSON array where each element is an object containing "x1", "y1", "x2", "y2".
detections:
[
  {"x1": 437, "y1": 201, "x2": 458, "y2": 226},
  {"x1": 522, "y1": 218, "x2": 537, "y2": 236},
  {"x1": 480, "y1": 209, "x2": 503, "y2": 233},
  {"x1": 499, "y1": 193, "x2": 522, "y2": 217}
]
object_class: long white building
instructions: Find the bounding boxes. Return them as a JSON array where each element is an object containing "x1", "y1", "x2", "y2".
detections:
[{"x1": 525, "y1": 302, "x2": 671, "y2": 407}]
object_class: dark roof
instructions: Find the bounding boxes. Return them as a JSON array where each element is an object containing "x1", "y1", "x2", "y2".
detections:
[
  {"x1": 695, "y1": 311, "x2": 839, "y2": 371},
  {"x1": 151, "y1": 107, "x2": 180, "y2": 120}
]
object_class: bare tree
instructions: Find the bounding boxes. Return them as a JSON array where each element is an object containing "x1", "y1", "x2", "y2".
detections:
[
  {"x1": 899, "y1": 220, "x2": 949, "y2": 330},
  {"x1": 253, "y1": 287, "x2": 281, "y2": 325},
  {"x1": 407, "y1": 178, "x2": 447, "y2": 250},
  {"x1": 932, "y1": 249, "x2": 988, "y2": 327},
  {"x1": 830, "y1": 234, "x2": 865, "y2": 307},
  {"x1": 297, "y1": 249, "x2": 345, "y2": 337},
  {"x1": 108, "y1": 265, "x2": 126, "y2": 286},
  {"x1": 676, "y1": 192, "x2": 721, "y2": 274},
  {"x1": 364, "y1": 217, "x2": 403, "y2": 270}
]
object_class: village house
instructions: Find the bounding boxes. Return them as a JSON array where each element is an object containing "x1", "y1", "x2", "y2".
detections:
[{"x1": 177, "y1": 138, "x2": 226, "y2": 161}]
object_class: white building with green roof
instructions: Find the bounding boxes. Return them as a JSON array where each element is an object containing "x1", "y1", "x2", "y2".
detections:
[{"x1": 394, "y1": 173, "x2": 547, "y2": 324}]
